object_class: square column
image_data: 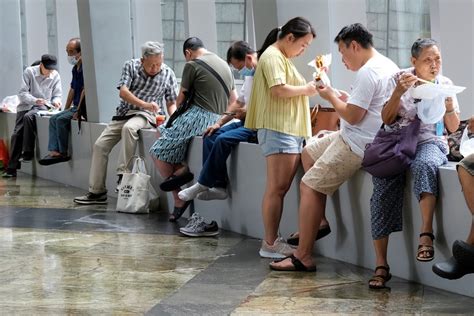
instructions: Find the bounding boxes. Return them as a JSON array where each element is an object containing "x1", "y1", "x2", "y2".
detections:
[
  {"x1": 77, "y1": 0, "x2": 133, "y2": 123},
  {"x1": 0, "y1": 0, "x2": 23, "y2": 98}
]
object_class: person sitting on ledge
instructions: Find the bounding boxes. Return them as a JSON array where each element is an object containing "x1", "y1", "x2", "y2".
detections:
[
  {"x1": 366, "y1": 38, "x2": 460, "y2": 290},
  {"x1": 73, "y1": 41, "x2": 178, "y2": 205},
  {"x1": 433, "y1": 117, "x2": 474, "y2": 280},
  {"x1": 176, "y1": 40, "x2": 258, "y2": 237},
  {"x1": 39, "y1": 37, "x2": 84, "y2": 166},
  {"x1": 177, "y1": 41, "x2": 257, "y2": 203},
  {"x1": 149, "y1": 37, "x2": 237, "y2": 222},
  {"x1": 2, "y1": 54, "x2": 62, "y2": 178},
  {"x1": 269, "y1": 23, "x2": 399, "y2": 271}
]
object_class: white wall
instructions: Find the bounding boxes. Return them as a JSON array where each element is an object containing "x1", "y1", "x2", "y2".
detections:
[
  {"x1": 0, "y1": 0, "x2": 23, "y2": 99},
  {"x1": 55, "y1": 0, "x2": 80, "y2": 107},
  {"x1": 431, "y1": 0, "x2": 474, "y2": 119},
  {"x1": 184, "y1": 0, "x2": 218, "y2": 52},
  {"x1": 24, "y1": 0, "x2": 48, "y2": 66}
]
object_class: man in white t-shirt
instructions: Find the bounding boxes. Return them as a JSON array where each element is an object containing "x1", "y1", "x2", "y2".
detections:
[{"x1": 270, "y1": 23, "x2": 399, "y2": 271}]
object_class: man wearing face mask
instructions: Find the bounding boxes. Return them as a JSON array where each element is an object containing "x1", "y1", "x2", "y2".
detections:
[
  {"x1": 177, "y1": 41, "x2": 258, "y2": 237},
  {"x1": 74, "y1": 41, "x2": 178, "y2": 205},
  {"x1": 39, "y1": 38, "x2": 84, "y2": 165},
  {"x1": 2, "y1": 54, "x2": 62, "y2": 178}
]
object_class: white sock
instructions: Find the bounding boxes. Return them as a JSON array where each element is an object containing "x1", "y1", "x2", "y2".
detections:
[
  {"x1": 178, "y1": 182, "x2": 209, "y2": 201},
  {"x1": 196, "y1": 187, "x2": 228, "y2": 200}
]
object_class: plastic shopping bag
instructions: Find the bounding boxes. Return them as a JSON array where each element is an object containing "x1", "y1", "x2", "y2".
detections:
[
  {"x1": 460, "y1": 126, "x2": 474, "y2": 158},
  {"x1": 116, "y1": 157, "x2": 152, "y2": 214},
  {"x1": 1, "y1": 95, "x2": 19, "y2": 113}
]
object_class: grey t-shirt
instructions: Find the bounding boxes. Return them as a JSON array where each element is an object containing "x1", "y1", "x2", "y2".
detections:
[{"x1": 180, "y1": 52, "x2": 234, "y2": 114}]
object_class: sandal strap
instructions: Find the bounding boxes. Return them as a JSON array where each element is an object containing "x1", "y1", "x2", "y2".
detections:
[
  {"x1": 369, "y1": 275, "x2": 387, "y2": 283},
  {"x1": 289, "y1": 254, "x2": 306, "y2": 271},
  {"x1": 418, "y1": 245, "x2": 434, "y2": 253},
  {"x1": 419, "y1": 232, "x2": 435, "y2": 241},
  {"x1": 374, "y1": 265, "x2": 390, "y2": 273}
]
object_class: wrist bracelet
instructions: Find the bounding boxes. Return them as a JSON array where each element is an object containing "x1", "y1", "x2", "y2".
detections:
[{"x1": 445, "y1": 109, "x2": 456, "y2": 115}]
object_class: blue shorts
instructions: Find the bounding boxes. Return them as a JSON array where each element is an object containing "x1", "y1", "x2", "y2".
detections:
[{"x1": 257, "y1": 128, "x2": 304, "y2": 157}]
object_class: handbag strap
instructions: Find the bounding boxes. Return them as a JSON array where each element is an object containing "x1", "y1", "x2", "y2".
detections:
[{"x1": 193, "y1": 59, "x2": 230, "y2": 98}]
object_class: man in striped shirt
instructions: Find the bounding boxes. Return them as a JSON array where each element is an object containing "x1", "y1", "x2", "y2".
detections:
[{"x1": 74, "y1": 41, "x2": 178, "y2": 205}]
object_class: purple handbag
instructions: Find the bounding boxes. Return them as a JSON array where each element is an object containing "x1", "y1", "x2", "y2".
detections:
[{"x1": 362, "y1": 117, "x2": 421, "y2": 178}]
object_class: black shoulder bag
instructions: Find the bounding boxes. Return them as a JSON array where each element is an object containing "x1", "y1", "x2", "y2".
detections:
[{"x1": 165, "y1": 59, "x2": 230, "y2": 128}]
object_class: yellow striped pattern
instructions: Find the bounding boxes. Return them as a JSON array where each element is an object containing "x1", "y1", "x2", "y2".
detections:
[{"x1": 245, "y1": 45, "x2": 311, "y2": 138}]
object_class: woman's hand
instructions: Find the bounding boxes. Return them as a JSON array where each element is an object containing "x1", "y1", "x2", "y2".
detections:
[
  {"x1": 305, "y1": 81, "x2": 318, "y2": 97},
  {"x1": 469, "y1": 116, "x2": 474, "y2": 134}
]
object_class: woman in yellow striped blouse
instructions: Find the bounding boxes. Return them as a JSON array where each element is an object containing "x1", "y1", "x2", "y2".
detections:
[{"x1": 245, "y1": 17, "x2": 318, "y2": 259}]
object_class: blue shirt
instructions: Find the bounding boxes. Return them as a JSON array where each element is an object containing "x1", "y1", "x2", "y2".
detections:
[{"x1": 71, "y1": 64, "x2": 84, "y2": 107}]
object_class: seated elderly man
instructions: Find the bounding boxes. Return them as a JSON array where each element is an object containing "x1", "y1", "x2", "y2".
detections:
[
  {"x1": 433, "y1": 117, "x2": 474, "y2": 279},
  {"x1": 74, "y1": 41, "x2": 178, "y2": 204},
  {"x1": 2, "y1": 54, "x2": 62, "y2": 178}
]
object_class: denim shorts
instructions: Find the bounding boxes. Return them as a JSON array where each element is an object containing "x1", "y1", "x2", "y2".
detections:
[{"x1": 257, "y1": 128, "x2": 304, "y2": 157}]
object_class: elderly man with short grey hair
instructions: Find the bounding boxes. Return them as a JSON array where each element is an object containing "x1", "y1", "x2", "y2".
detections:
[{"x1": 74, "y1": 41, "x2": 178, "y2": 205}]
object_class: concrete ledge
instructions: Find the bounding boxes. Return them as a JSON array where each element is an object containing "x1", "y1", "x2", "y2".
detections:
[{"x1": 1, "y1": 111, "x2": 472, "y2": 297}]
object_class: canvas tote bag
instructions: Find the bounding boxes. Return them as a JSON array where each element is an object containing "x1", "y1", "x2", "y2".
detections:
[{"x1": 116, "y1": 157, "x2": 152, "y2": 213}]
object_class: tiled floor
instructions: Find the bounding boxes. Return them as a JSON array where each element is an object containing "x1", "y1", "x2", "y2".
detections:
[{"x1": 1, "y1": 173, "x2": 473, "y2": 315}]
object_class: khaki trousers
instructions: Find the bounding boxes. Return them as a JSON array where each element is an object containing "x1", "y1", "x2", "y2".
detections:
[{"x1": 89, "y1": 116, "x2": 150, "y2": 194}]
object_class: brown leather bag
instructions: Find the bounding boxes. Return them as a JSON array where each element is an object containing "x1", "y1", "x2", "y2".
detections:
[{"x1": 310, "y1": 104, "x2": 340, "y2": 136}]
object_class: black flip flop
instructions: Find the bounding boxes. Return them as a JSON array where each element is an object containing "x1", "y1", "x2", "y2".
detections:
[
  {"x1": 287, "y1": 225, "x2": 331, "y2": 246},
  {"x1": 38, "y1": 155, "x2": 71, "y2": 166},
  {"x1": 269, "y1": 254, "x2": 316, "y2": 272},
  {"x1": 169, "y1": 200, "x2": 192, "y2": 222},
  {"x1": 160, "y1": 171, "x2": 194, "y2": 192}
]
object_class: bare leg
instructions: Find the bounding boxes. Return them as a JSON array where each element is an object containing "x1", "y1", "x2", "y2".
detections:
[
  {"x1": 459, "y1": 167, "x2": 474, "y2": 245},
  {"x1": 154, "y1": 159, "x2": 187, "y2": 208},
  {"x1": 369, "y1": 237, "x2": 390, "y2": 287},
  {"x1": 271, "y1": 182, "x2": 326, "y2": 268},
  {"x1": 418, "y1": 192, "x2": 436, "y2": 258},
  {"x1": 302, "y1": 150, "x2": 328, "y2": 226},
  {"x1": 262, "y1": 154, "x2": 300, "y2": 245}
]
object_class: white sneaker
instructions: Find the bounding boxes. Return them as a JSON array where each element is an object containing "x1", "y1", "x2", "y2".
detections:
[
  {"x1": 196, "y1": 187, "x2": 228, "y2": 200},
  {"x1": 259, "y1": 237, "x2": 295, "y2": 259},
  {"x1": 178, "y1": 183, "x2": 209, "y2": 201}
]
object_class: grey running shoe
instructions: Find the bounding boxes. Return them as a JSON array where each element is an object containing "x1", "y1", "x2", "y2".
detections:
[
  {"x1": 180, "y1": 213, "x2": 219, "y2": 237},
  {"x1": 74, "y1": 192, "x2": 107, "y2": 205},
  {"x1": 259, "y1": 237, "x2": 295, "y2": 259}
]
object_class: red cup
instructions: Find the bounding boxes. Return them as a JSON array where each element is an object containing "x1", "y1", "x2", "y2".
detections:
[{"x1": 156, "y1": 114, "x2": 166, "y2": 126}]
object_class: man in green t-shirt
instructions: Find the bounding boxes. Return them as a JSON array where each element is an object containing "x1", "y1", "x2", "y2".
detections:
[{"x1": 149, "y1": 37, "x2": 238, "y2": 223}]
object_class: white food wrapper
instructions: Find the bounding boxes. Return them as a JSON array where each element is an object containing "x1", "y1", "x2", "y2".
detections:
[
  {"x1": 409, "y1": 83, "x2": 466, "y2": 100},
  {"x1": 308, "y1": 53, "x2": 340, "y2": 96}
]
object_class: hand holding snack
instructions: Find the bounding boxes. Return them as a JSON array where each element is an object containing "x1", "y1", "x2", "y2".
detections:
[{"x1": 309, "y1": 54, "x2": 341, "y2": 97}]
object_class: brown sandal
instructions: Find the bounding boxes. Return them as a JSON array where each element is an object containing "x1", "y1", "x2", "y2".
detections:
[
  {"x1": 368, "y1": 265, "x2": 392, "y2": 290},
  {"x1": 417, "y1": 232, "x2": 435, "y2": 262}
]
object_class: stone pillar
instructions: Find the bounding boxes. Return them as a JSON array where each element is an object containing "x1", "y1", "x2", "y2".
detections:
[
  {"x1": 183, "y1": 0, "x2": 218, "y2": 52},
  {"x1": 76, "y1": 0, "x2": 133, "y2": 123},
  {"x1": 132, "y1": 0, "x2": 164, "y2": 58},
  {"x1": 0, "y1": 0, "x2": 23, "y2": 98},
  {"x1": 55, "y1": 0, "x2": 80, "y2": 103},
  {"x1": 23, "y1": 0, "x2": 48, "y2": 65}
]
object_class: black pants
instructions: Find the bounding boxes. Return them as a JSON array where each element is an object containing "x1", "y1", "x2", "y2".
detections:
[{"x1": 7, "y1": 107, "x2": 42, "y2": 170}]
